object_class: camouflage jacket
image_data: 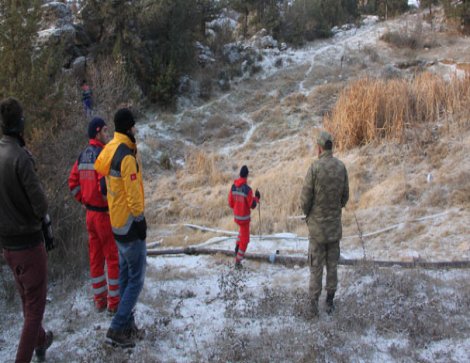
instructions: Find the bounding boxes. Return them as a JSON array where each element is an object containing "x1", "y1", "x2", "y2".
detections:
[{"x1": 300, "y1": 150, "x2": 349, "y2": 244}]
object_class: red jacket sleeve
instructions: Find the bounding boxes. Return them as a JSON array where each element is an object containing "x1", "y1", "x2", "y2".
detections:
[
  {"x1": 228, "y1": 188, "x2": 234, "y2": 209},
  {"x1": 68, "y1": 160, "x2": 82, "y2": 203},
  {"x1": 247, "y1": 189, "x2": 255, "y2": 209}
]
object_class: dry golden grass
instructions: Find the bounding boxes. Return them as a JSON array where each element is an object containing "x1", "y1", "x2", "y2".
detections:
[
  {"x1": 324, "y1": 73, "x2": 470, "y2": 151},
  {"x1": 181, "y1": 149, "x2": 230, "y2": 188},
  {"x1": 251, "y1": 104, "x2": 283, "y2": 124},
  {"x1": 306, "y1": 82, "x2": 344, "y2": 116},
  {"x1": 282, "y1": 92, "x2": 307, "y2": 108}
]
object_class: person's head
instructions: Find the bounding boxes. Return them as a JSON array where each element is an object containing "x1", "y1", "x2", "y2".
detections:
[
  {"x1": 0, "y1": 98, "x2": 24, "y2": 136},
  {"x1": 316, "y1": 130, "x2": 333, "y2": 155},
  {"x1": 88, "y1": 117, "x2": 108, "y2": 143},
  {"x1": 114, "y1": 108, "x2": 136, "y2": 136},
  {"x1": 240, "y1": 165, "x2": 249, "y2": 179}
]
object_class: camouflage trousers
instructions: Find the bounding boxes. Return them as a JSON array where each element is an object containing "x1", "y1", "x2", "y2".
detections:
[{"x1": 308, "y1": 239, "x2": 340, "y2": 302}]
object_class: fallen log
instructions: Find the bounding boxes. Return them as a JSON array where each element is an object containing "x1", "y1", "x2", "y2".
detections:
[
  {"x1": 184, "y1": 210, "x2": 450, "y2": 241},
  {"x1": 146, "y1": 247, "x2": 470, "y2": 269}
]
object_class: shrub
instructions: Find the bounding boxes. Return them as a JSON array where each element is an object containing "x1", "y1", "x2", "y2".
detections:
[{"x1": 381, "y1": 30, "x2": 423, "y2": 49}]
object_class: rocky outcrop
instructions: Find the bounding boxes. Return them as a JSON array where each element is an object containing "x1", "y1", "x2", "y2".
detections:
[
  {"x1": 248, "y1": 29, "x2": 278, "y2": 49},
  {"x1": 38, "y1": 1, "x2": 91, "y2": 70},
  {"x1": 41, "y1": 1, "x2": 72, "y2": 29}
]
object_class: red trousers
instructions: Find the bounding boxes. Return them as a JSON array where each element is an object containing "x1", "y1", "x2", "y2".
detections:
[
  {"x1": 86, "y1": 211, "x2": 119, "y2": 310},
  {"x1": 235, "y1": 223, "x2": 250, "y2": 263},
  {"x1": 3, "y1": 242, "x2": 47, "y2": 363}
]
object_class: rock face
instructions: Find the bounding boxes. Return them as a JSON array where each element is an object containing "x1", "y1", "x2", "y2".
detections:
[
  {"x1": 41, "y1": 2, "x2": 72, "y2": 29},
  {"x1": 38, "y1": 1, "x2": 91, "y2": 69}
]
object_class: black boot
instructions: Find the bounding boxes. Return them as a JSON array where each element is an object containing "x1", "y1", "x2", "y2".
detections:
[
  {"x1": 106, "y1": 328, "x2": 136, "y2": 348},
  {"x1": 35, "y1": 331, "x2": 53, "y2": 362},
  {"x1": 308, "y1": 299, "x2": 319, "y2": 319},
  {"x1": 127, "y1": 321, "x2": 145, "y2": 340},
  {"x1": 326, "y1": 292, "x2": 335, "y2": 315}
]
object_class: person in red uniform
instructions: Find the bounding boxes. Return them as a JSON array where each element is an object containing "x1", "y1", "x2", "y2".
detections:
[
  {"x1": 68, "y1": 117, "x2": 120, "y2": 313},
  {"x1": 228, "y1": 165, "x2": 260, "y2": 267}
]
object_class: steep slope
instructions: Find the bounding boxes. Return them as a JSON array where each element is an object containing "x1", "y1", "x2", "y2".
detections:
[{"x1": 142, "y1": 9, "x2": 470, "y2": 262}]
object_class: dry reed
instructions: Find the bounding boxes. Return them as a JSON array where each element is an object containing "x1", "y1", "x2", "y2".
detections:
[
  {"x1": 324, "y1": 73, "x2": 470, "y2": 151},
  {"x1": 182, "y1": 149, "x2": 229, "y2": 187}
]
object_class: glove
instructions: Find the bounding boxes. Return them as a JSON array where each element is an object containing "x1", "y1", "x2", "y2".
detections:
[
  {"x1": 42, "y1": 214, "x2": 55, "y2": 251},
  {"x1": 135, "y1": 217, "x2": 147, "y2": 241},
  {"x1": 255, "y1": 189, "x2": 261, "y2": 200}
]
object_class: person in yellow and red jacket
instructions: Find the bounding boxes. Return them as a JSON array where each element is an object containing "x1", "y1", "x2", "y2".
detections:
[
  {"x1": 228, "y1": 165, "x2": 260, "y2": 268},
  {"x1": 68, "y1": 117, "x2": 120, "y2": 314},
  {"x1": 94, "y1": 108, "x2": 146, "y2": 348}
]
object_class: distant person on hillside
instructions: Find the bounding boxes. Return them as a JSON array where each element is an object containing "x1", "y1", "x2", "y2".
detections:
[
  {"x1": 95, "y1": 108, "x2": 147, "y2": 348},
  {"x1": 81, "y1": 80, "x2": 93, "y2": 118},
  {"x1": 228, "y1": 165, "x2": 260, "y2": 268},
  {"x1": 68, "y1": 117, "x2": 120, "y2": 314},
  {"x1": 0, "y1": 98, "x2": 54, "y2": 362},
  {"x1": 300, "y1": 130, "x2": 349, "y2": 317}
]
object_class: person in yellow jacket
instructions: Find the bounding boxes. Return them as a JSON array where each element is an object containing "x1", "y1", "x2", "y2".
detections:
[{"x1": 94, "y1": 108, "x2": 146, "y2": 348}]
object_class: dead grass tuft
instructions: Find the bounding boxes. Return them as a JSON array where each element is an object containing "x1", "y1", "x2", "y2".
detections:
[
  {"x1": 380, "y1": 20, "x2": 438, "y2": 50},
  {"x1": 282, "y1": 92, "x2": 307, "y2": 108},
  {"x1": 181, "y1": 149, "x2": 230, "y2": 188},
  {"x1": 306, "y1": 82, "x2": 345, "y2": 117}
]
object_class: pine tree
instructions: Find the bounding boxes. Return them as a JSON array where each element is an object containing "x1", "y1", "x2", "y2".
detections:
[{"x1": 0, "y1": 0, "x2": 63, "y2": 131}]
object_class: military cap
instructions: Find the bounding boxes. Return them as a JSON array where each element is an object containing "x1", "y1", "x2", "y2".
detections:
[{"x1": 317, "y1": 130, "x2": 333, "y2": 148}]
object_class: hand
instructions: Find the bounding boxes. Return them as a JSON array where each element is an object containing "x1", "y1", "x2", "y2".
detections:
[
  {"x1": 255, "y1": 189, "x2": 261, "y2": 199},
  {"x1": 135, "y1": 218, "x2": 147, "y2": 241},
  {"x1": 42, "y1": 214, "x2": 55, "y2": 251}
]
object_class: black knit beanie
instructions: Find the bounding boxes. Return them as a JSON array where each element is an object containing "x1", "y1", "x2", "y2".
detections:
[
  {"x1": 240, "y1": 165, "x2": 249, "y2": 178},
  {"x1": 114, "y1": 108, "x2": 135, "y2": 133},
  {"x1": 0, "y1": 98, "x2": 24, "y2": 135}
]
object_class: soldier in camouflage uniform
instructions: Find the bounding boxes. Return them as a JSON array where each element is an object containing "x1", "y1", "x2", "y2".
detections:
[{"x1": 300, "y1": 130, "x2": 349, "y2": 316}]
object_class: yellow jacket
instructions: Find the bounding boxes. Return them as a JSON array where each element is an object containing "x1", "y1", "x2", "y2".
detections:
[{"x1": 94, "y1": 132, "x2": 145, "y2": 242}]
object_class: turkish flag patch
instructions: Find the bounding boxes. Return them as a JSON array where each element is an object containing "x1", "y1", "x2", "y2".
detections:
[{"x1": 130, "y1": 173, "x2": 137, "y2": 181}]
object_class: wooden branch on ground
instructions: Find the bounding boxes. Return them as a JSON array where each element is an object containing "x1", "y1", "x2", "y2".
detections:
[
  {"x1": 184, "y1": 210, "x2": 450, "y2": 242},
  {"x1": 146, "y1": 247, "x2": 470, "y2": 269}
]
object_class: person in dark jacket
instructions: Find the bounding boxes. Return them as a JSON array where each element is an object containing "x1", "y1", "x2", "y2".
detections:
[
  {"x1": 0, "y1": 98, "x2": 53, "y2": 362},
  {"x1": 81, "y1": 80, "x2": 93, "y2": 118},
  {"x1": 68, "y1": 117, "x2": 120, "y2": 313},
  {"x1": 228, "y1": 165, "x2": 260, "y2": 267}
]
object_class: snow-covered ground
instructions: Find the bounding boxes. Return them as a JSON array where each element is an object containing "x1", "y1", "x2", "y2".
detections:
[{"x1": 1, "y1": 240, "x2": 468, "y2": 362}]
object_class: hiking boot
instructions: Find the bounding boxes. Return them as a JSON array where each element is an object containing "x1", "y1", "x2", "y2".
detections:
[
  {"x1": 35, "y1": 331, "x2": 53, "y2": 362},
  {"x1": 106, "y1": 328, "x2": 135, "y2": 348},
  {"x1": 127, "y1": 321, "x2": 145, "y2": 340},
  {"x1": 234, "y1": 260, "x2": 242, "y2": 269},
  {"x1": 107, "y1": 306, "x2": 118, "y2": 316},
  {"x1": 95, "y1": 300, "x2": 107, "y2": 313},
  {"x1": 308, "y1": 300, "x2": 319, "y2": 319},
  {"x1": 326, "y1": 292, "x2": 335, "y2": 315}
]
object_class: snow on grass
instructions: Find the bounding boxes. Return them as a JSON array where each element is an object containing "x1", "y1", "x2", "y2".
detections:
[{"x1": 1, "y1": 243, "x2": 468, "y2": 362}]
